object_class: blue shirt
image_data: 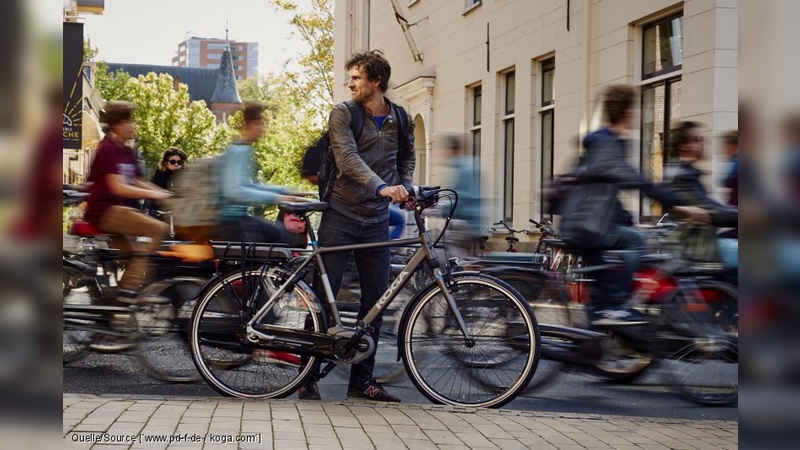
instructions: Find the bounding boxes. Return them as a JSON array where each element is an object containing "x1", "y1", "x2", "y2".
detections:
[
  {"x1": 218, "y1": 141, "x2": 290, "y2": 222},
  {"x1": 373, "y1": 114, "x2": 387, "y2": 130}
]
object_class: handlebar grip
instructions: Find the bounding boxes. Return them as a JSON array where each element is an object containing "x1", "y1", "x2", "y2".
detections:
[
  {"x1": 529, "y1": 219, "x2": 541, "y2": 227},
  {"x1": 408, "y1": 185, "x2": 441, "y2": 198}
]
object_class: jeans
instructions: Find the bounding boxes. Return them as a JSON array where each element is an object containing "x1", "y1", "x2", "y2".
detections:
[
  {"x1": 216, "y1": 216, "x2": 283, "y2": 244},
  {"x1": 717, "y1": 238, "x2": 739, "y2": 270},
  {"x1": 312, "y1": 209, "x2": 391, "y2": 388},
  {"x1": 583, "y1": 225, "x2": 646, "y2": 309},
  {"x1": 388, "y1": 205, "x2": 405, "y2": 240}
]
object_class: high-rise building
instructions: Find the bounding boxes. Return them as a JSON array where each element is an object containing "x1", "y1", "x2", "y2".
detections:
[{"x1": 172, "y1": 36, "x2": 258, "y2": 80}]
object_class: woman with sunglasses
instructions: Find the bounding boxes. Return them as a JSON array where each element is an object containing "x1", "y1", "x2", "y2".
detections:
[
  {"x1": 145, "y1": 147, "x2": 187, "y2": 217},
  {"x1": 152, "y1": 147, "x2": 187, "y2": 190}
]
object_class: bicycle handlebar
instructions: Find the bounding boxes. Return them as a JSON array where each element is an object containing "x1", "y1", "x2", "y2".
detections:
[{"x1": 492, "y1": 220, "x2": 528, "y2": 235}]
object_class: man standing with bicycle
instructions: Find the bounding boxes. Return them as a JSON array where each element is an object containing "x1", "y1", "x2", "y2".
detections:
[{"x1": 298, "y1": 50, "x2": 415, "y2": 402}]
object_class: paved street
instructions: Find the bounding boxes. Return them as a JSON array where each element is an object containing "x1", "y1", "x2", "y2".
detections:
[{"x1": 64, "y1": 393, "x2": 737, "y2": 450}]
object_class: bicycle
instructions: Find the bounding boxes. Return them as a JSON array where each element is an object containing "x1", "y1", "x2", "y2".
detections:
[
  {"x1": 188, "y1": 186, "x2": 541, "y2": 408},
  {"x1": 63, "y1": 190, "x2": 211, "y2": 382},
  {"x1": 482, "y1": 221, "x2": 738, "y2": 405}
]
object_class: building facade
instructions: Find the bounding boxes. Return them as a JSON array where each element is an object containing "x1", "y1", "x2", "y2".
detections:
[
  {"x1": 173, "y1": 36, "x2": 259, "y2": 80},
  {"x1": 334, "y1": 0, "x2": 738, "y2": 246}
]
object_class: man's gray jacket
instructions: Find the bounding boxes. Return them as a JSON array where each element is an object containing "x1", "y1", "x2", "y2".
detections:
[{"x1": 327, "y1": 99, "x2": 415, "y2": 222}]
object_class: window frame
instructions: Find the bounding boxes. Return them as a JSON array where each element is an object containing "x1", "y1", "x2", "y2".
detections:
[
  {"x1": 638, "y1": 11, "x2": 683, "y2": 221},
  {"x1": 538, "y1": 57, "x2": 556, "y2": 220},
  {"x1": 501, "y1": 70, "x2": 516, "y2": 223},
  {"x1": 469, "y1": 84, "x2": 482, "y2": 164},
  {"x1": 641, "y1": 13, "x2": 684, "y2": 81}
]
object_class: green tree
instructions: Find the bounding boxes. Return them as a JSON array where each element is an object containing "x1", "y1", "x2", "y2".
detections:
[
  {"x1": 269, "y1": 0, "x2": 334, "y2": 126},
  {"x1": 235, "y1": 0, "x2": 333, "y2": 197},
  {"x1": 94, "y1": 70, "x2": 230, "y2": 175}
]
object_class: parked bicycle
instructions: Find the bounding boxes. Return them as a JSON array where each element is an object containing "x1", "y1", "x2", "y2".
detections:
[{"x1": 188, "y1": 187, "x2": 541, "y2": 408}]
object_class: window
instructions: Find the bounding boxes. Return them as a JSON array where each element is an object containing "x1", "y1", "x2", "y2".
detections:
[
  {"x1": 643, "y1": 14, "x2": 683, "y2": 80},
  {"x1": 207, "y1": 53, "x2": 221, "y2": 60},
  {"x1": 469, "y1": 85, "x2": 482, "y2": 162},
  {"x1": 541, "y1": 58, "x2": 555, "y2": 107},
  {"x1": 640, "y1": 79, "x2": 682, "y2": 218},
  {"x1": 640, "y1": 13, "x2": 683, "y2": 219},
  {"x1": 539, "y1": 58, "x2": 555, "y2": 219},
  {"x1": 502, "y1": 71, "x2": 515, "y2": 222},
  {"x1": 465, "y1": 0, "x2": 482, "y2": 14},
  {"x1": 82, "y1": 65, "x2": 92, "y2": 83}
]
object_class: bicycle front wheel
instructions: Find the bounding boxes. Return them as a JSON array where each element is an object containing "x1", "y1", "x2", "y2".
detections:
[
  {"x1": 399, "y1": 272, "x2": 540, "y2": 408},
  {"x1": 189, "y1": 266, "x2": 325, "y2": 398},
  {"x1": 135, "y1": 279, "x2": 204, "y2": 383},
  {"x1": 662, "y1": 280, "x2": 738, "y2": 405}
]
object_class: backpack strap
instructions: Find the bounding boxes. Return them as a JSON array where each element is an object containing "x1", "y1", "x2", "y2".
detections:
[
  {"x1": 343, "y1": 99, "x2": 408, "y2": 153},
  {"x1": 343, "y1": 100, "x2": 364, "y2": 142},
  {"x1": 390, "y1": 102, "x2": 409, "y2": 155}
]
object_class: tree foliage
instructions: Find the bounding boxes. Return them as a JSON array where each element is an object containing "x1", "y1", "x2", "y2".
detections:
[
  {"x1": 229, "y1": 0, "x2": 334, "y2": 196},
  {"x1": 269, "y1": 0, "x2": 335, "y2": 126},
  {"x1": 94, "y1": 70, "x2": 230, "y2": 176}
]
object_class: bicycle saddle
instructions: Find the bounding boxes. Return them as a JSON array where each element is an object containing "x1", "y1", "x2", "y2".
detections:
[{"x1": 278, "y1": 201, "x2": 330, "y2": 215}]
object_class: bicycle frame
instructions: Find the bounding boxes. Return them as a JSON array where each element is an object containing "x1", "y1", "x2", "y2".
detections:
[{"x1": 242, "y1": 204, "x2": 475, "y2": 360}]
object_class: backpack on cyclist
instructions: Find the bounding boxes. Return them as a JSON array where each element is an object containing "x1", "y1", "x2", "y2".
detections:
[
  {"x1": 315, "y1": 100, "x2": 409, "y2": 202},
  {"x1": 167, "y1": 156, "x2": 222, "y2": 241}
]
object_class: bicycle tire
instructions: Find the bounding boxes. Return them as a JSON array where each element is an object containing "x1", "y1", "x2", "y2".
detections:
[
  {"x1": 189, "y1": 266, "x2": 326, "y2": 398},
  {"x1": 135, "y1": 279, "x2": 204, "y2": 383},
  {"x1": 695, "y1": 280, "x2": 738, "y2": 337},
  {"x1": 483, "y1": 270, "x2": 569, "y2": 391},
  {"x1": 399, "y1": 272, "x2": 540, "y2": 408},
  {"x1": 661, "y1": 280, "x2": 738, "y2": 406}
]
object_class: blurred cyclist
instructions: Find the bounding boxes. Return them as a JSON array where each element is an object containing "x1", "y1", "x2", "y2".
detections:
[
  {"x1": 84, "y1": 101, "x2": 172, "y2": 305},
  {"x1": 559, "y1": 85, "x2": 708, "y2": 326}
]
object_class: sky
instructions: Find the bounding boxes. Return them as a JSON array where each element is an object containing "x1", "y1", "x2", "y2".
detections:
[{"x1": 70, "y1": 0, "x2": 307, "y2": 75}]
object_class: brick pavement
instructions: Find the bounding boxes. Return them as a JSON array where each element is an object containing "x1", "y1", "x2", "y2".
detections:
[{"x1": 63, "y1": 393, "x2": 737, "y2": 450}]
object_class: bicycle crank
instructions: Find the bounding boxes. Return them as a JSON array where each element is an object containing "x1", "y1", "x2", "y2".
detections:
[{"x1": 330, "y1": 327, "x2": 375, "y2": 364}]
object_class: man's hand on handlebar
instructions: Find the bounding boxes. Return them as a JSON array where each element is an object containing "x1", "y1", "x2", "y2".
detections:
[{"x1": 379, "y1": 185, "x2": 410, "y2": 204}]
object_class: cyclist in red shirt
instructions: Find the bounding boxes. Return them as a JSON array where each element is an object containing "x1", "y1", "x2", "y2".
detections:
[{"x1": 84, "y1": 101, "x2": 173, "y2": 304}]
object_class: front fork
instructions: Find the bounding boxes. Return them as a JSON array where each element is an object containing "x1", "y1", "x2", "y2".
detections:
[{"x1": 423, "y1": 230, "x2": 474, "y2": 347}]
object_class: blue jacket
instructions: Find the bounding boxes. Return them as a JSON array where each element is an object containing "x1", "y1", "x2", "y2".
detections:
[{"x1": 218, "y1": 140, "x2": 290, "y2": 222}]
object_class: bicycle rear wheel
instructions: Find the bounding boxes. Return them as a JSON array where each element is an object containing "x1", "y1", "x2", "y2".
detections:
[
  {"x1": 189, "y1": 266, "x2": 325, "y2": 398},
  {"x1": 664, "y1": 338, "x2": 738, "y2": 406},
  {"x1": 399, "y1": 273, "x2": 540, "y2": 408}
]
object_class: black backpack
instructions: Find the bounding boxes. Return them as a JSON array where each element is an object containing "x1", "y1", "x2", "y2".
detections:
[{"x1": 316, "y1": 100, "x2": 409, "y2": 202}]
